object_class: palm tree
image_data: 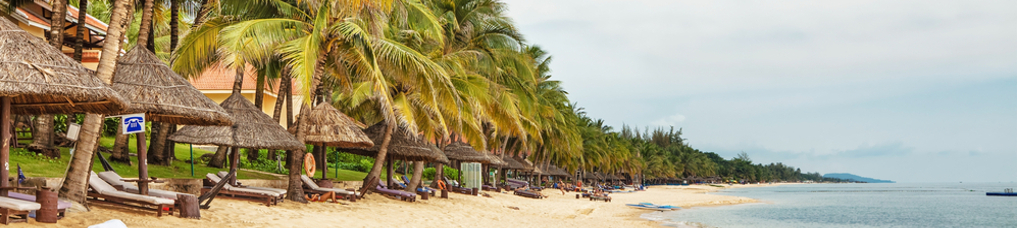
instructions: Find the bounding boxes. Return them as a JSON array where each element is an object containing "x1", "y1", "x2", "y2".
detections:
[{"x1": 59, "y1": 0, "x2": 136, "y2": 203}]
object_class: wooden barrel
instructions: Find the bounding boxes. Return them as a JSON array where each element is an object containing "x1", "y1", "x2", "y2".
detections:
[
  {"x1": 34, "y1": 189, "x2": 58, "y2": 223},
  {"x1": 177, "y1": 194, "x2": 201, "y2": 219}
]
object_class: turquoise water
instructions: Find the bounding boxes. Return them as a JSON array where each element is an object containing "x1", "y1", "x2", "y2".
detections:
[{"x1": 642, "y1": 183, "x2": 1017, "y2": 228}]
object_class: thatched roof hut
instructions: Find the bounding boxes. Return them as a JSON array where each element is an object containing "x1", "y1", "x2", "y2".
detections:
[
  {"x1": 583, "y1": 172, "x2": 597, "y2": 179},
  {"x1": 443, "y1": 142, "x2": 489, "y2": 163},
  {"x1": 542, "y1": 164, "x2": 569, "y2": 177},
  {"x1": 512, "y1": 156, "x2": 535, "y2": 171},
  {"x1": 110, "y1": 47, "x2": 231, "y2": 126},
  {"x1": 337, "y1": 122, "x2": 448, "y2": 163},
  {"x1": 482, "y1": 152, "x2": 505, "y2": 166},
  {"x1": 297, "y1": 103, "x2": 373, "y2": 148},
  {"x1": 0, "y1": 18, "x2": 127, "y2": 115},
  {"x1": 168, "y1": 93, "x2": 303, "y2": 150},
  {"x1": 496, "y1": 155, "x2": 525, "y2": 170}
]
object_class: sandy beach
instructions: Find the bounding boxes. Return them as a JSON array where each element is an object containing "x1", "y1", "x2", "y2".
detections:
[{"x1": 2, "y1": 183, "x2": 790, "y2": 228}]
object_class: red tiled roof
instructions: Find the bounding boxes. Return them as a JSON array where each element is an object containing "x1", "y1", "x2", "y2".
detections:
[
  {"x1": 17, "y1": 1, "x2": 108, "y2": 32},
  {"x1": 188, "y1": 64, "x2": 301, "y2": 95},
  {"x1": 66, "y1": 5, "x2": 108, "y2": 31}
]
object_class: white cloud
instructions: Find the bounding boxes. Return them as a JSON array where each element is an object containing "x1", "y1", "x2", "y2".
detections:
[{"x1": 651, "y1": 114, "x2": 687, "y2": 127}]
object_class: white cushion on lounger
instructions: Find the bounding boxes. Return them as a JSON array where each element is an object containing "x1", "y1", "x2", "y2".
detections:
[
  {"x1": 88, "y1": 172, "x2": 175, "y2": 205},
  {"x1": 0, "y1": 196, "x2": 41, "y2": 211},
  {"x1": 301, "y1": 175, "x2": 359, "y2": 197},
  {"x1": 99, "y1": 171, "x2": 188, "y2": 199},
  {"x1": 207, "y1": 174, "x2": 277, "y2": 196},
  {"x1": 89, "y1": 172, "x2": 119, "y2": 195},
  {"x1": 97, "y1": 171, "x2": 139, "y2": 192},
  {"x1": 213, "y1": 172, "x2": 285, "y2": 195}
]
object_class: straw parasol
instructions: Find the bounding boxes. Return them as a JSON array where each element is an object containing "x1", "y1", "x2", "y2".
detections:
[
  {"x1": 169, "y1": 93, "x2": 303, "y2": 150},
  {"x1": 442, "y1": 142, "x2": 489, "y2": 163},
  {"x1": 0, "y1": 18, "x2": 128, "y2": 188},
  {"x1": 498, "y1": 156, "x2": 525, "y2": 170},
  {"x1": 111, "y1": 47, "x2": 232, "y2": 126},
  {"x1": 169, "y1": 93, "x2": 303, "y2": 185},
  {"x1": 512, "y1": 156, "x2": 535, "y2": 172},
  {"x1": 298, "y1": 103, "x2": 372, "y2": 148},
  {"x1": 293, "y1": 102, "x2": 373, "y2": 179},
  {"x1": 483, "y1": 152, "x2": 506, "y2": 166},
  {"x1": 0, "y1": 18, "x2": 128, "y2": 115},
  {"x1": 337, "y1": 122, "x2": 448, "y2": 163}
]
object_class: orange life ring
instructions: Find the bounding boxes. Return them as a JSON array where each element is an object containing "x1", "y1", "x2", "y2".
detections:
[
  {"x1": 436, "y1": 180, "x2": 446, "y2": 190},
  {"x1": 304, "y1": 153, "x2": 316, "y2": 176}
]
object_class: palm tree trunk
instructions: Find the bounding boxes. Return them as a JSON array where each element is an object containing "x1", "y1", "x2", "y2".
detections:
[
  {"x1": 406, "y1": 161, "x2": 424, "y2": 191},
  {"x1": 192, "y1": 0, "x2": 210, "y2": 29},
  {"x1": 31, "y1": 0, "x2": 68, "y2": 154},
  {"x1": 206, "y1": 146, "x2": 228, "y2": 168},
  {"x1": 360, "y1": 122, "x2": 394, "y2": 195},
  {"x1": 285, "y1": 82, "x2": 293, "y2": 129},
  {"x1": 149, "y1": 122, "x2": 171, "y2": 165},
  {"x1": 254, "y1": 74, "x2": 265, "y2": 108},
  {"x1": 135, "y1": 0, "x2": 155, "y2": 48},
  {"x1": 49, "y1": 0, "x2": 67, "y2": 46},
  {"x1": 108, "y1": 124, "x2": 131, "y2": 163},
  {"x1": 59, "y1": 0, "x2": 135, "y2": 204},
  {"x1": 286, "y1": 103, "x2": 310, "y2": 202},
  {"x1": 72, "y1": 0, "x2": 88, "y2": 61},
  {"x1": 272, "y1": 70, "x2": 287, "y2": 123},
  {"x1": 169, "y1": 0, "x2": 178, "y2": 52}
]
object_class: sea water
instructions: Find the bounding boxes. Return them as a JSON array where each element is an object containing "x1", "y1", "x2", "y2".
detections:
[{"x1": 642, "y1": 183, "x2": 1018, "y2": 228}]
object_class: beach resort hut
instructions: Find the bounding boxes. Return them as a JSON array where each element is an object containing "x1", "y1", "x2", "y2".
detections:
[
  {"x1": 337, "y1": 122, "x2": 449, "y2": 192},
  {"x1": 0, "y1": 18, "x2": 128, "y2": 190},
  {"x1": 442, "y1": 141, "x2": 491, "y2": 185},
  {"x1": 169, "y1": 93, "x2": 305, "y2": 185},
  {"x1": 109, "y1": 47, "x2": 234, "y2": 194},
  {"x1": 295, "y1": 103, "x2": 373, "y2": 180}
]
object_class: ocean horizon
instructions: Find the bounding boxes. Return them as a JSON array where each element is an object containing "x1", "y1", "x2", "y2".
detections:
[{"x1": 643, "y1": 182, "x2": 1018, "y2": 228}]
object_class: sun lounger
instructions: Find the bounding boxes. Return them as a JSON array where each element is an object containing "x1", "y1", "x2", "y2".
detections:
[
  {"x1": 389, "y1": 177, "x2": 408, "y2": 190},
  {"x1": 202, "y1": 174, "x2": 278, "y2": 206},
  {"x1": 589, "y1": 194, "x2": 611, "y2": 202},
  {"x1": 86, "y1": 172, "x2": 175, "y2": 217},
  {"x1": 482, "y1": 185, "x2": 499, "y2": 192},
  {"x1": 401, "y1": 176, "x2": 436, "y2": 197},
  {"x1": 5, "y1": 192, "x2": 70, "y2": 219},
  {"x1": 0, "y1": 196, "x2": 40, "y2": 224},
  {"x1": 514, "y1": 190, "x2": 544, "y2": 199},
  {"x1": 300, "y1": 175, "x2": 359, "y2": 201},
  {"x1": 215, "y1": 171, "x2": 286, "y2": 202},
  {"x1": 373, "y1": 181, "x2": 416, "y2": 202},
  {"x1": 96, "y1": 171, "x2": 193, "y2": 200}
]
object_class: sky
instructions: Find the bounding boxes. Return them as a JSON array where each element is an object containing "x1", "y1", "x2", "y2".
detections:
[{"x1": 502, "y1": 0, "x2": 1017, "y2": 182}]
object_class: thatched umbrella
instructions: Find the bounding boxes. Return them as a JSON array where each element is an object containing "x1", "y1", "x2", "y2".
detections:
[
  {"x1": 295, "y1": 102, "x2": 373, "y2": 179},
  {"x1": 169, "y1": 93, "x2": 304, "y2": 184},
  {"x1": 512, "y1": 156, "x2": 535, "y2": 173},
  {"x1": 338, "y1": 122, "x2": 447, "y2": 162},
  {"x1": 0, "y1": 18, "x2": 128, "y2": 188},
  {"x1": 498, "y1": 156, "x2": 525, "y2": 170},
  {"x1": 483, "y1": 153, "x2": 505, "y2": 166},
  {"x1": 442, "y1": 142, "x2": 488, "y2": 163},
  {"x1": 336, "y1": 122, "x2": 448, "y2": 188},
  {"x1": 110, "y1": 47, "x2": 233, "y2": 194}
]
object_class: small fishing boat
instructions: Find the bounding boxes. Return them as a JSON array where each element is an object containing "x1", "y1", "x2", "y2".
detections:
[
  {"x1": 986, "y1": 188, "x2": 1016, "y2": 196},
  {"x1": 626, "y1": 202, "x2": 681, "y2": 211}
]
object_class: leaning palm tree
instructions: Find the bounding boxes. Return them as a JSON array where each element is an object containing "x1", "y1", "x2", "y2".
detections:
[
  {"x1": 58, "y1": 0, "x2": 136, "y2": 204},
  {"x1": 176, "y1": 0, "x2": 448, "y2": 200}
]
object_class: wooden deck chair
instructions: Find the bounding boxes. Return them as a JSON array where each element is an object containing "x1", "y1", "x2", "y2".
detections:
[
  {"x1": 86, "y1": 172, "x2": 175, "y2": 217},
  {"x1": 201, "y1": 174, "x2": 277, "y2": 206}
]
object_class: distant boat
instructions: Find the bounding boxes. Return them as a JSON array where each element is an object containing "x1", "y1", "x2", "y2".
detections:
[
  {"x1": 986, "y1": 188, "x2": 1016, "y2": 196},
  {"x1": 626, "y1": 202, "x2": 681, "y2": 211}
]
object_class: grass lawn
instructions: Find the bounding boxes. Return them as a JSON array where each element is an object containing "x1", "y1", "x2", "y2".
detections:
[{"x1": 11, "y1": 136, "x2": 373, "y2": 181}]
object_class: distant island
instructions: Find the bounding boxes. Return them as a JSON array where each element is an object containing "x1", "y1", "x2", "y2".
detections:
[{"x1": 823, "y1": 173, "x2": 895, "y2": 183}]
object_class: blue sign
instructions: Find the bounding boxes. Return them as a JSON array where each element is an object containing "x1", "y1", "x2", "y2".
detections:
[{"x1": 121, "y1": 113, "x2": 146, "y2": 134}]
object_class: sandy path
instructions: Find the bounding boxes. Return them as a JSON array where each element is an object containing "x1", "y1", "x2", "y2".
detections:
[{"x1": 6, "y1": 184, "x2": 787, "y2": 228}]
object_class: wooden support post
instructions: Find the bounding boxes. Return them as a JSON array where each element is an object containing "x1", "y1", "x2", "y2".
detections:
[
  {"x1": 0, "y1": 97, "x2": 9, "y2": 190},
  {"x1": 136, "y1": 132, "x2": 149, "y2": 195},
  {"x1": 230, "y1": 147, "x2": 240, "y2": 185}
]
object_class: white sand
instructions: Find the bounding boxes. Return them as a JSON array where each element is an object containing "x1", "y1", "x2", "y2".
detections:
[{"x1": 8, "y1": 183, "x2": 789, "y2": 228}]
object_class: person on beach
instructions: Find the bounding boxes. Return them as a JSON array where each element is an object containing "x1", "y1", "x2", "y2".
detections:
[{"x1": 557, "y1": 180, "x2": 566, "y2": 195}]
